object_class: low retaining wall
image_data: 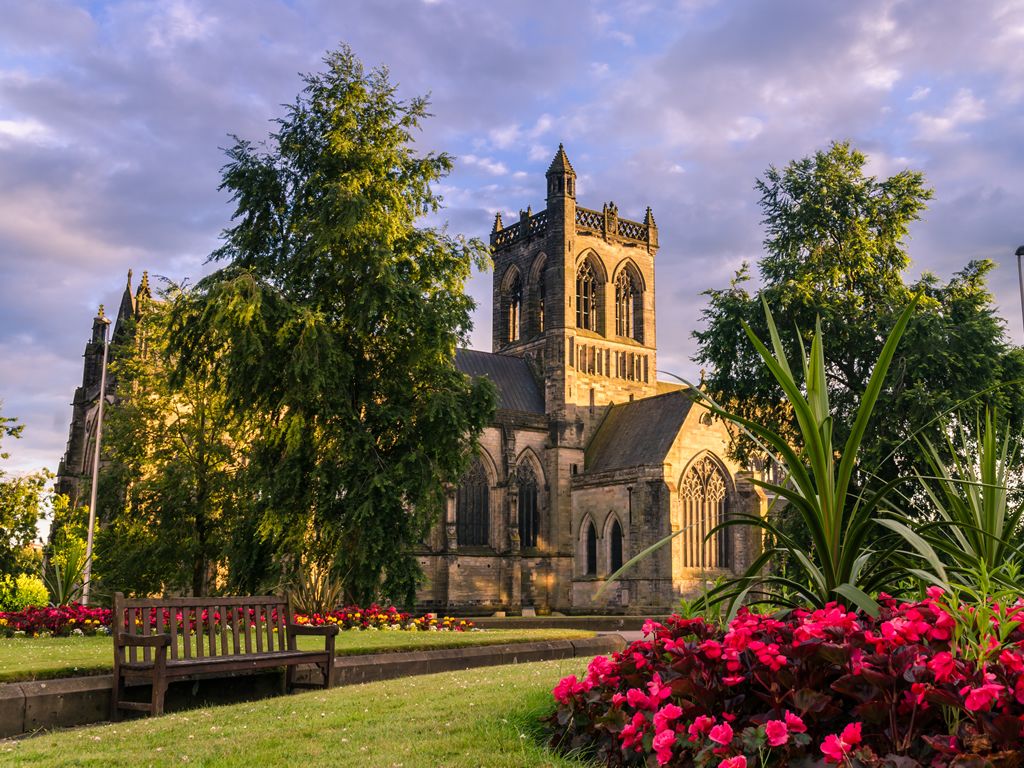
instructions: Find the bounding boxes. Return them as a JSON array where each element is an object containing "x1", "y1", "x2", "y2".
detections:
[
  {"x1": 0, "y1": 634, "x2": 624, "y2": 738},
  {"x1": 472, "y1": 615, "x2": 666, "y2": 631}
]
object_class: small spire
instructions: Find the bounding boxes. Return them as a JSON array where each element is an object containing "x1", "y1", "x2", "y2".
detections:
[
  {"x1": 97, "y1": 304, "x2": 105, "y2": 318},
  {"x1": 127, "y1": 268, "x2": 133, "y2": 287},
  {"x1": 492, "y1": 212, "x2": 504, "y2": 233},
  {"x1": 644, "y1": 206, "x2": 656, "y2": 227},
  {"x1": 546, "y1": 143, "x2": 576, "y2": 176},
  {"x1": 137, "y1": 270, "x2": 151, "y2": 299}
]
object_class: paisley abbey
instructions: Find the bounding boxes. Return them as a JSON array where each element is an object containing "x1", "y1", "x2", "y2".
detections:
[
  {"x1": 56, "y1": 146, "x2": 765, "y2": 614},
  {"x1": 417, "y1": 146, "x2": 764, "y2": 613}
]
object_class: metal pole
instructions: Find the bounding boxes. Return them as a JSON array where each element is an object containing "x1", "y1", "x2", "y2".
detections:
[
  {"x1": 82, "y1": 317, "x2": 111, "y2": 606},
  {"x1": 1016, "y1": 246, "x2": 1024, "y2": 337}
]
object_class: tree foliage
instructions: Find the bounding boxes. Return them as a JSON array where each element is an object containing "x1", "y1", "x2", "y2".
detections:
[
  {"x1": 97, "y1": 286, "x2": 257, "y2": 597},
  {"x1": 0, "y1": 403, "x2": 47, "y2": 577},
  {"x1": 694, "y1": 142, "x2": 1024, "y2": 484},
  {"x1": 168, "y1": 46, "x2": 495, "y2": 605}
]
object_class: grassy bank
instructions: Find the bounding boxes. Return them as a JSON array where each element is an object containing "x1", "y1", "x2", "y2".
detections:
[
  {"x1": 1, "y1": 659, "x2": 591, "y2": 767},
  {"x1": 0, "y1": 629, "x2": 594, "y2": 684}
]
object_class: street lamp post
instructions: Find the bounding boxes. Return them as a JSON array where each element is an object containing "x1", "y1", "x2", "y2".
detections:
[
  {"x1": 1017, "y1": 246, "x2": 1024, "y2": 337},
  {"x1": 81, "y1": 311, "x2": 111, "y2": 607}
]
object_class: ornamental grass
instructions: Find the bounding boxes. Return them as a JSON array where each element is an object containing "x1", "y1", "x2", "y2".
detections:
[{"x1": 548, "y1": 591, "x2": 1024, "y2": 767}]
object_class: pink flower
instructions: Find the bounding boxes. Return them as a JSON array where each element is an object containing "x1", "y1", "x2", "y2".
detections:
[
  {"x1": 765, "y1": 719, "x2": 789, "y2": 747},
  {"x1": 928, "y1": 651, "x2": 956, "y2": 683},
  {"x1": 960, "y1": 682, "x2": 1004, "y2": 712},
  {"x1": 722, "y1": 675, "x2": 745, "y2": 686},
  {"x1": 719, "y1": 758, "x2": 747, "y2": 768},
  {"x1": 652, "y1": 728, "x2": 676, "y2": 766},
  {"x1": 708, "y1": 722, "x2": 734, "y2": 746},
  {"x1": 653, "y1": 703, "x2": 683, "y2": 733},
  {"x1": 687, "y1": 715, "x2": 714, "y2": 742},
  {"x1": 552, "y1": 675, "x2": 578, "y2": 705},
  {"x1": 700, "y1": 639, "x2": 723, "y2": 659},
  {"x1": 620, "y1": 712, "x2": 647, "y2": 752},
  {"x1": 784, "y1": 711, "x2": 807, "y2": 734},
  {"x1": 820, "y1": 722, "x2": 862, "y2": 764}
]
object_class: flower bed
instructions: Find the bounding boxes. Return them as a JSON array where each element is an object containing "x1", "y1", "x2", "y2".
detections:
[
  {"x1": 547, "y1": 591, "x2": 1024, "y2": 767},
  {"x1": 293, "y1": 604, "x2": 474, "y2": 632},
  {"x1": 0, "y1": 602, "x2": 473, "y2": 638},
  {"x1": 0, "y1": 604, "x2": 112, "y2": 637}
]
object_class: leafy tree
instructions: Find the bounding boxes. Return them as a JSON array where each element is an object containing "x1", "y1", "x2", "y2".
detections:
[
  {"x1": 97, "y1": 286, "x2": 255, "y2": 597},
  {"x1": 0, "y1": 403, "x2": 47, "y2": 577},
  {"x1": 169, "y1": 46, "x2": 496, "y2": 605},
  {"x1": 694, "y1": 142, "x2": 1024, "y2": 487}
]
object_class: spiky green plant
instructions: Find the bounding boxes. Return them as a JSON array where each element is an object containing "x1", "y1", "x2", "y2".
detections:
[
  {"x1": 879, "y1": 408, "x2": 1024, "y2": 591},
  {"x1": 699, "y1": 297, "x2": 919, "y2": 616},
  {"x1": 43, "y1": 534, "x2": 87, "y2": 606}
]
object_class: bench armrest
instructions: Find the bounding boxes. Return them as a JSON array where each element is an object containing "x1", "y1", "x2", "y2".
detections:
[
  {"x1": 287, "y1": 624, "x2": 340, "y2": 637},
  {"x1": 117, "y1": 632, "x2": 171, "y2": 648}
]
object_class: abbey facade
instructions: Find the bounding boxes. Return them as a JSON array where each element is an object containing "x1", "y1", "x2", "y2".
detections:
[{"x1": 416, "y1": 147, "x2": 765, "y2": 614}]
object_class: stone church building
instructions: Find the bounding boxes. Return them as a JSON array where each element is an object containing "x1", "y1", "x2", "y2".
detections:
[
  {"x1": 416, "y1": 146, "x2": 764, "y2": 614},
  {"x1": 55, "y1": 146, "x2": 764, "y2": 614}
]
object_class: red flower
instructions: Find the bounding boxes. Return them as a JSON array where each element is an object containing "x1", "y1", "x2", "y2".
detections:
[
  {"x1": 765, "y1": 719, "x2": 789, "y2": 747},
  {"x1": 708, "y1": 722, "x2": 733, "y2": 746}
]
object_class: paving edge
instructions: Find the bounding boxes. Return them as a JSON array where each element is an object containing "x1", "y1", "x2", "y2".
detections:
[{"x1": 0, "y1": 634, "x2": 626, "y2": 738}]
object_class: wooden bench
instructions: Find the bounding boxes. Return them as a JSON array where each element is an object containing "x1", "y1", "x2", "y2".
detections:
[{"x1": 111, "y1": 593, "x2": 338, "y2": 718}]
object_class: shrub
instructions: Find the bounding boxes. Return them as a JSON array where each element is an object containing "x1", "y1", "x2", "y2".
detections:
[
  {"x1": 0, "y1": 574, "x2": 49, "y2": 612},
  {"x1": 547, "y1": 592, "x2": 1024, "y2": 767}
]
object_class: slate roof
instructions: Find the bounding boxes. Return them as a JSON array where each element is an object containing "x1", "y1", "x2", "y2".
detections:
[
  {"x1": 585, "y1": 389, "x2": 696, "y2": 473},
  {"x1": 455, "y1": 348, "x2": 545, "y2": 415}
]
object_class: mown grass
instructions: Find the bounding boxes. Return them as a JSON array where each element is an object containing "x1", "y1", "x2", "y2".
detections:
[
  {"x1": 1, "y1": 659, "x2": 592, "y2": 767},
  {"x1": 0, "y1": 629, "x2": 594, "y2": 684}
]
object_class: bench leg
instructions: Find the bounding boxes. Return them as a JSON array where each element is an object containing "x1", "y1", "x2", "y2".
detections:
[
  {"x1": 285, "y1": 664, "x2": 296, "y2": 694},
  {"x1": 151, "y1": 652, "x2": 168, "y2": 716},
  {"x1": 111, "y1": 673, "x2": 125, "y2": 722}
]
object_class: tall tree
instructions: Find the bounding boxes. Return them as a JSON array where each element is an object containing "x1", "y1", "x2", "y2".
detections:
[
  {"x1": 0, "y1": 404, "x2": 47, "y2": 576},
  {"x1": 96, "y1": 286, "x2": 256, "y2": 597},
  {"x1": 694, "y1": 142, "x2": 1024, "y2": 485},
  {"x1": 169, "y1": 46, "x2": 495, "y2": 605}
]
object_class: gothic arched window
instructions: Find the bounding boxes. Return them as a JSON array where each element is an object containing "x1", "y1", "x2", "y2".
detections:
[
  {"x1": 679, "y1": 456, "x2": 729, "y2": 569},
  {"x1": 609, "y1": 519, "x2": 624, "y2": 574},
  {"x1": 537, "y1": 264, "x2": 547, "y2": 335},
  {"x1": 506, "y1": 271, "x2": 522, "y2": 343},
  {"x1": 576, "y1": 261, "x2": 598, "y2": 331},
  {"x1": 615, "y1": 269, "x2": 642, "y2": 341},
  {"x1": 585, "y1": 521, "x2": 598, "y2": 575},
  {"x1": 517, "y1": 462, "x2": 539, "y2": 548},
  {"x1": 456, "y1": 459, "x2": 490, "y2": 547}
]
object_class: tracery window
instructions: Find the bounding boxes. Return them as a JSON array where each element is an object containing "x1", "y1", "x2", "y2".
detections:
[
  {"x1": 615, "y1": 270, "x2": 640, "y2": 340},
  {"x1": 585, "y1": 520, "x2": 598, "y2": 575},
  {"x1": 537, "y1": 265, "x2": 547, "y2": 334},
  {"x1": 517, "y1": 462, "x2": 539, "y2": 548},
  {"x1": 575, "y1": 261, "x2": 598, "y2": 331},
  {"x1": 506, "y1": 272, "x2": 522, "y2": 343},
  {"x1": 609, "y1": 519, "x2": 624, "y2": 574},
  {"x1": 456, "y1": 459, "x2": 490, "y2": 547},
  {"x1": 679, "y1": 456, "x2": 729, "y2": 569}
]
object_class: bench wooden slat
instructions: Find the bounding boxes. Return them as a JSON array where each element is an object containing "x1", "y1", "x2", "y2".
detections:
[
  {"x1": 195, "y1": 606, "x2": 204, "y2": 659},
  {"x1": 182, "y1": 606, "x2": 192, "y2": 660},
  {"x1": 128, "y1": 608, "x2": 137, "y2": 665},
  {"x1": 265, "y1": 603, "x2": 274, "y2": 652},
  {"x1": 254, "y1": 605, "x2": 264, "y2": 653},
  {"x1": 207, "y1": 604, "x2": 216, "y2": 657},
  {"x1": 141, "y1": 606, "x2": 151, "y2": 664},
  {"x1": 242, "y1": 604, "x2": 253, "y2": 654},
  {"x1": 231, "y1": 606, "x2": 241, "y2": 655},
  {"x1": 219, "y1": 605, "x2": 228, "y2": 656},
  {"x1": 169, "y1": 607, "x2": 179, "y2": 660}
]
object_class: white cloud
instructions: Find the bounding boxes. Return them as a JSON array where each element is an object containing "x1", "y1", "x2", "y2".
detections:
[
  {"x1": 911, "y1": 88, "x2": 986, "y2": 141},
  {"x1": 461, "y1": 154, "x2": 508, "y2": 175},
  {"x1": 909, "y1": 85, "x2": 931, "y2": 101}
]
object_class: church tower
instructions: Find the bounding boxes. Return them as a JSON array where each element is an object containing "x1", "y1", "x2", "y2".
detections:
[{"x1": 490, "y1": 144, "x2": 660, "y2": 417}]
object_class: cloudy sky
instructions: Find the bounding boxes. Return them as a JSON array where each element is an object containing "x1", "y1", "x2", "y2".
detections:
[{"x1": 1, "y1": 0, "x2": 1023, "y2": 475}]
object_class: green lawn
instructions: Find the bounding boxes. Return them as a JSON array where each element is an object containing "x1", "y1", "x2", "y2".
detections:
[
  {"x1": 0, "y1": 629, "x2": 594, "y2": 684},
  {"x1": 1, "y1": 659, "x2": 592, "y2": 767}
]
